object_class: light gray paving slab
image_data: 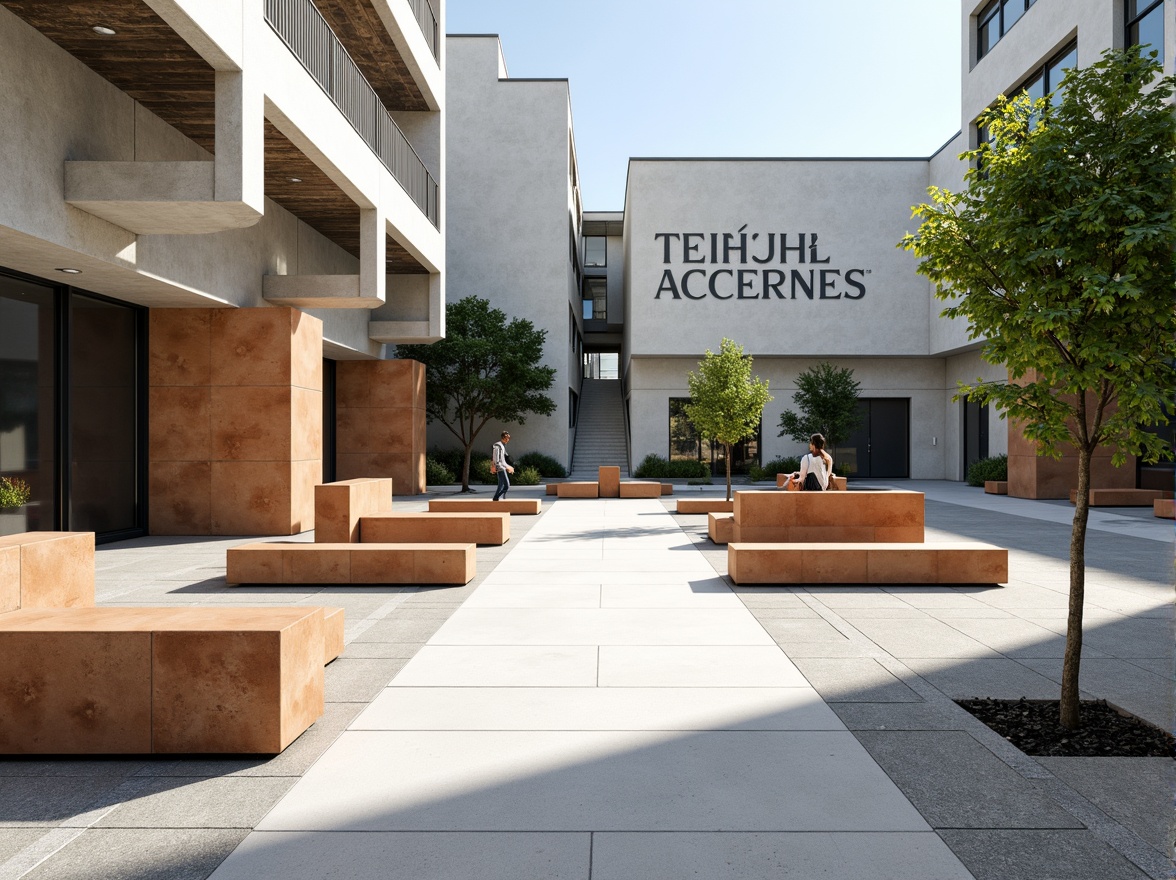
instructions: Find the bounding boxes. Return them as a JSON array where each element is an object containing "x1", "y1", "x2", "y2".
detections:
[
  {"x1": 1020, "y1": 658, "x2": 1173, "y2": 728},
  {"x1": 849, "y1": 618, "x2": 996, "y2": 659},
  {"x1": 759, "y1": 617, "x2": 854, "y2": 644},
  {"x1": 592, "y1": 831, "x2": 974, "y2": 880},
  {"x1": 792, "y1": 658, "x2": 923, "y2": 703},
  {"x1": 22, "y1": 828, "x2": 249, "y2": 880},
  {"x1": 599, "y1": 581, "x2": 743, "y2": 608},
  {"x1": 323, "y1": 658, "x2": 410, "y2": 702},
  {"x1": 830, "y1": 702, "x2": 967, "y2": 731},
  {"x1": 934, "y1": 617, "x2": 1078, "y2": 658},
  {"x1": 256, "y1": 730, "x2": 931, "y2": 832},
  {"x1": 95, "y1": 777, "x2": 297, "y2": 828},
  {"x1": 937, "y1": 829, "x2": 1151, "y2": 880},
  {"x1": 353, "y1": 687, "x2": 840, "y2": 731},
  {"x1": 597, "y1": 646, "x2": 809, "y2": 687},
  {"x1": 461, "y1": 582, "x2": 601, "y2": 608},
  {"x1": 0, "y1": 829, "x2": 47, "y2": 863},
  {"x1": 429, "y1": 608, "x2": 774, "y2": 646},
  {"x1": 206, "y1": 831, "x2": 590, "y2": 880},
  {"x1": 349, "y1": 617, "x2": 447, "y2": 643},
  {"x1": 390, "y1": 645, "x2": 599, "y2": 687},
  {"x1": 901, "y1": 658, "x2": 1065, "y2": 699},
  {"x1": 0, "y1": 760, "x2": 145, "y2": 778},
  {"x1": 0, "y1": 776, "x2": 127, "y2": 827},
  {"x1": 853, "y1": 731, "x2": 1083, "y2": 829},
  {"x1": 338, "y1": 641, "x2": 426, "y2": 659}
]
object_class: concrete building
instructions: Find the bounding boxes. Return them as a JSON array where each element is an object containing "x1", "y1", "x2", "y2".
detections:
[
  {"x1": 0, "y1": 0, "x2": 445, "y2": 541},
  {"x1": 443, "y1": 0, "x2": 1173, "y2": 493}
]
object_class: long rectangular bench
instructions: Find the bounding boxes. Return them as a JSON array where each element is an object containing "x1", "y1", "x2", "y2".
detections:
[
  {"x1": 728, "y1": 542, "x2": 1008, "y2": 585},
  {"x1": 619, "y1": 481, "x2": 662, "y2": 498},
  {"x1": 0, "y1": 531, "x2": 94, "y2": 613},
  {"x1": 360, "y1": 512, "x2": 509, "y2": 545},
  {"x1": 315, "y1": 477, "x2": 393, "y2": 543},
  {"x1": 985, "y1": 481, "x2": 1008, "y2": 495},
  {"x1": 428, "y1": 498, "x2": 541, "y2": 515},
  {"x1": 1155, "y1": 498, "x2": 1175, "y2": 519},
  {"x1": 1069, "y1": 488, "x2": 1171, "y2": 507},
  {"x1": 227, "y1": 541, "x2": 476, "y2": 585},
  {"x1": 677, "y1": 500, "x2": 734, "y2": 515},
  {"x1": 557, "y1": 481, "x2": 599, "y2": 498},
  {"x1": 731, "y1": 490, "x2": 924, "y2": 544},
  {"x1": 0, "y1": 606, "x2": 327, "y2": 754}
]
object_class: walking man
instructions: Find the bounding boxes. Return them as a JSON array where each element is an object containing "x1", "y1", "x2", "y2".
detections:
[{"x1": 492, "y1": 431, "x2": 514, "y2": 501}]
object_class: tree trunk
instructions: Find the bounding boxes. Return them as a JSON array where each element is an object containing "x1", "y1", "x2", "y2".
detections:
[
  {"x1": 1060, "y1": 445, "x2": 1092, "y2": 730},
  {"x1": 725, "y1": 442, "x2": 733, "y2": 502},
  {"x1": 461, "y1": 444, "x2": 474, "y2": 493}
]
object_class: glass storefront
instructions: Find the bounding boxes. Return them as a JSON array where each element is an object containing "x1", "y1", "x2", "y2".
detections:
[
  {"x1": 668, "y1": 397, "x2": 760, "y2": 476},
  {"x1": 0, "y1": 270, "x2": 145, "y2": 541}
]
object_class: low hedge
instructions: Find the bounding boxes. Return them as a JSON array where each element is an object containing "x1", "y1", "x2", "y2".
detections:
[
  {"x1": 515, "y1": 451, "x2": 567, "y2": 478},
  {"x1": 966, "y1": 454, "x2": 1008, "y2": 487},
  {"x1": 748, "y1": 457, "x2": 801, "y2": 482},
  {"x1": 633, "y1": 454, "x2": 711, "y2": 479},
  {"x1": 425, "y1": 456, "x2": 456, "y2": 486}
]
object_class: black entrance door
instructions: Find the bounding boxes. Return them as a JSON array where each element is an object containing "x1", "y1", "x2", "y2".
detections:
[
  {"x1": 962, "y1": 399, "x2": 989, "y2": 477},
  {"x1": 836, "y1": 398, "x2": 910, "y2": 478}
]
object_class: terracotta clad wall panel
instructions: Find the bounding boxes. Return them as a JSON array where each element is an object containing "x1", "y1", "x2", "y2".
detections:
[
  {"x1": 149, "y1": 310, "x2": 212, "y2": 386},
  {"x1": 210, "y1": 461, "x2": 293, "y2": 536},
  {"x1": 290, "y1": 311, "x2": 323, "y2": 393},
  {"x1": 290, "y1": 459, "x2": 319, "y2": 533},
  {"x1": 291, "y1": 387, "x2": 323, "y2": 462},
  {"x1": 334, "y1": 360, "x2": 426, "y2": 495},
  {"x1": 211, "y1": 386, "x2": 293, "y2": 461},
  {"x1": 149, "y1": 461, "x2": 213, "y2": 534},
  {"x1": 210, "y1": 309, "x2": 292, "y2": 387},
  {"x1": 149, "y1": 387, "x2": 212, "y2": 462}
]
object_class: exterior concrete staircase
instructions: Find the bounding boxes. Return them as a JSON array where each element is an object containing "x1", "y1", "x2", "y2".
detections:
[{"x1": 570, "y1": 379, "x2": 629, "y2": 478}]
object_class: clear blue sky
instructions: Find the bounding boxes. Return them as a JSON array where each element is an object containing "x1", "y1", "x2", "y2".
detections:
[{"x1": 446, "y1": 1, "x2": 962, "y2": 210}]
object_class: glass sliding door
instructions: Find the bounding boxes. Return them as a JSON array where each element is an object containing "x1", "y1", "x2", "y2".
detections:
[{"x1": 0, "y1": 276, "x2": 57, "y2": 534}]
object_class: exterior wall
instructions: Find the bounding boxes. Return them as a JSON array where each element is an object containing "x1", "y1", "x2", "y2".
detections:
[
  {"x1": 440, "y1": 36, "x2": 577, "y2": 466},
  {"x1": 336, "y1": 360, "x2": 427, "y2": 494},
  {"x1": 149, "y1": 308, "x2": 322, "y2": 536}
]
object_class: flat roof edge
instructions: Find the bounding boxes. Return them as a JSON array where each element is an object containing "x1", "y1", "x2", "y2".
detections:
[{"x1": 628, "y1": 156, "x2": 932, "y2": 163}]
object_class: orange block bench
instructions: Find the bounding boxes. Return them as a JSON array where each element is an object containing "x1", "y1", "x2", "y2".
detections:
[
  {"x1": 428, "y1": 498, "x2": 541, "y2": 515},
  {"x1": 557, "y1": 482, "x2": 600, "y2": 498},
  {"x1": 619, "y1": 481, "x2": 662, "y2": 498},
  {"x1": 728, "y1": 542, "x2": 1008, "y2": 585},
  {"x1": 709, "y1": 512, "x2": 735, "y2": 544},
  {"x1": 599, "y1": 467, "x2": 621, "y2": 498},
  {"x1": 0, "y1": 532, "x2": 94, "y2": 613},
  {"x1": 0, "y1": 606, "x2": 328, "y2": 754},
  {"x1": 677, "y1": 500, "x2": 734, "y2": 515},
  {"x1": 360, "y1": 512, "x2": 508, "y2": 545},
  {"x1": 1154, "y1": 499, "x2": 1174, "y2": 519},
  {"x1": 1069, "y1": 488, "x2": 1169, "y2": 507},
  {"x1": 227, "y1": 541, "x2": 476, "y2": 585},
  {"x1": 315, "y1": 478, "x2": 393, "y2": 543},
  {"x1": 984, "y1": 481, "x2": 1008, "y2": 495},
  {"x1": 776, "y1": 474, "x2": 848, "y2": 491},
  {"x1": 661, "y1": 483, "x2": 674, "y2": 496},
  {"x1": 730, "y1": 490, "x2": 924, "y2": 544}
]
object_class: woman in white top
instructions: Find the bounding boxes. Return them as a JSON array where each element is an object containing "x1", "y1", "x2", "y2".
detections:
[{"x1": 788, "y1": 433, "x2": 833, "y2": 491}]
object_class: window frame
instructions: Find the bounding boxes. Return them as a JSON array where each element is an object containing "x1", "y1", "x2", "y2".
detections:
[
  {"x1": 1125, "y1": 0, "x2": 1165, "y2": 54},
  {"x1": 977, "y1": 0, "x2": 1038, "y2": 61},
  {"x1": 583, "y1": 236, "x2": 607, "y2": 268}
]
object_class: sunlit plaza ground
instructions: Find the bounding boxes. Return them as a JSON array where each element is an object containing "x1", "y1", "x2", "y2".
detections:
[{"x1": 0, "y1": 480, "x2": 1171, "y2": 880}]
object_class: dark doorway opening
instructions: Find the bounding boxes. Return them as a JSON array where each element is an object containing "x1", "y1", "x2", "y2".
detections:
[
  {"x1": 835, "y1": 398, "x2": 910, "y2": 478},
  {"x1": 322, "y1": 358, "x2": 336, "y2": 484},
  {"x1": 962, "y1": 399, "x2": 990, "y2": 478}
]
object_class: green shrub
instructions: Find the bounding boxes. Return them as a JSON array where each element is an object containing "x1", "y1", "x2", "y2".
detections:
[
  {"x1": 512, "y1": 465, "x2": 541, "y2": 486},
  {"x1": 425, "y1": 456, "x2": 456, "y2": 486},
  {"x1": 687, "y1": 477, "x2": 713, "y2": 485},
  {"x1": 748, "y1": 456, "x2": 801, "y2": 482},
  {"x1": 0, "y1": 476, "x2": 31, "y2": 509},
  {"x1": 966, "y1": 454, "x2": 1008, "y2": 487},
  {"x1": 633, "y1": 454, "x2": 710, "y2": 479},
  {"x1": 470, "y1": 457, "x2": 496, "y2": 485},
  {"x1": 515, "y1": 451, "x2": 567, "y2": 478}
]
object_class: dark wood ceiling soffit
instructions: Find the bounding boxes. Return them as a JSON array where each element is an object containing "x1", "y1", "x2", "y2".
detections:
[
  {"x1": 265, "y1": 123, "x2": 427, "y2": 274},
  {"x1": 1, "y1": 0, "x2": 216, "y2": 151},
  {"x1": 314, "y1": 0, "x2": 429, "y2": 111}
]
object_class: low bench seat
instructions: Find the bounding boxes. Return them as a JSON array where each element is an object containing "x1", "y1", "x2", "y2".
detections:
[
  {"x1": 428, "y1": 499, "x2": 541, "y2": 515},
  {"x1": 0, "y1": 606, "x2": 330, "y2": 754},
  {"x1": 984, "y1": 481, "x2": 1008, "y2": 495},
  {"x1": 677, "y1": 500, "x2": 734, "y2": 515},
  {"x1": 0, "y1": 531, "x2": 94, "y2": 613},
  {"x1": 619, "y1": 481, "x2": 662, "y2": 498},
  {"x1": 227, "y1": 542, "x2": 476, "y2": 586},
  {"x1": 709, "y1": 512, "x2": 735, "y2": 544},
  {"x1": 360, "y1": 512, "x2": 509, "y2": 545},
  {"x1": 1154, "y1": 498, "x2": 1174, "y2": 519},
  {"x1": 728, "y1": 542, "x2": 1008, "y2": 585},
  {"x1": 732, "y1": 490, "x2": 924, "y2": 544},
  {"x1": 1069, "y1": 488, "x2": 1170, "y2": 507},
  {"x1": 315, "y1": 478, "x2": 393, "y2": 543},
  {"x1": 557, "y1": 482, "x2": 599, "y2": 498}
]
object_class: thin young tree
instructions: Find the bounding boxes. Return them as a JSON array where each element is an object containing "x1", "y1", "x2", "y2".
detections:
[
  {"x1": 685, "y1": 338, "x2": 773, "y2": 502},
  {"x1": 778, "y1": 362, "x2": 864, "y2": 452},
  {"x1": 397, "y1": 296, "x2": 557, "y2": 492},
  {"x1": 901, "y1": 48, "x2": 1176, "y2": 730}
]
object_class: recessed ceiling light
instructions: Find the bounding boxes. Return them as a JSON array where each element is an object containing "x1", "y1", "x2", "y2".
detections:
[
  {"x1": 92, "y1": 25, "x2": 117, "y2": 35},
  {"x1": 56, "y1": 267, "x2": 82, "y2": 274},
  {"x1": 287, "y1": 177, "x2": 303, "y2": 183}
]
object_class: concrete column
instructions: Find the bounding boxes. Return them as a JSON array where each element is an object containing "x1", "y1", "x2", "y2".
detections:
[
  {"x1": 149, "y1": 307, "x2": 322, "y2": 535},
  {"x1": 335, "y1": 360, "x2": 426, "y2": 495}
]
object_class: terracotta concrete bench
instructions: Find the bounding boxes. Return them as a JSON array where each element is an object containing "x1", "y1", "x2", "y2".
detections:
[
  {"x1": 677, "y1": 500, "x2": 734, "y2": 515},
  {"x1": 0, "y1": 606, "x2": 329, "y2": 754},
  {"x1": 661, "y1": 483, "x2": 674, "y2": 496},
  {"x1": 1069, "y1": 488, "x2": 1170, "y2": 507},
  {"x1": 360, "y1": 512, "x2": 508, "y2": 545},
  {"x1": 315, "y1": 478, "x2": 393, "y2": 543},
  {"x1": 428, "y1": 498, "x2": 541, "y2": 515},
  {"x1": 984, "y1": 481, "x2": 1008, "y2": 495},
  {"x1": 0, "y1": 532, "x2": 94, "y2": 613},
  {"x1": 1154, "y1": 498, "x2": 1175, "y2": 519},
  {"x1": 599, "y1": 467, "x2": 620, "y2": 498},
  {"x1": 730, "y1": 490, "x2": 924, "y2": 544},
  {"x1": 709, "y1": 512, "x2": 735, "y2": 544},
  {"x1": 728, "y1": 542, "x2": 1008, "y2": 585},
  {"x1": 557, "y1": 482, "x2": 600, "y2": 498},
  {"x1": 619, "y1": 481, "x2": 662, "y2": 498},
  {"x1": 227, "y1": 541, "x2": 476, "y2": 585},
  {"x1": 776, "y1": 474, "x2": 848, "y2": 491}
]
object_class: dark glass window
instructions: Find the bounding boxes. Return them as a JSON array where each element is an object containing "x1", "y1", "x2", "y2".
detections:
[
  {"x1": 1127, "y1": 0, "x2": 1164, "y2": 56},
  {"x1": 977, "y1": 0, "x2": 1037, "y2": 60},
  {"x1": 668, "y1": 397, "x2": 760, "y2": 476},
  {"x1": 0, "y1": 276, "x2": 57, "y2": 534},
  {"x1": 582, "y1": 277, "x2": 607, "y2": 321},
  {"x1": 976, "y1": 40, "x2": 1077, "y2": 151},
  {"x1": 583, "y1": 236, "x2": 606, "y2": 267}
]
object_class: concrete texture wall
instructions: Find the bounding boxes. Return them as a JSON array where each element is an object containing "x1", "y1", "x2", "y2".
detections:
[{"x1": 440, "y1": 36, "x2": 576, "y2": 466}]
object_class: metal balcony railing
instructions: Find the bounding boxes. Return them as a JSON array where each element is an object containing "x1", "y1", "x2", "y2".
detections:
[
  {"x1": 407, "y1": 0, "x2": 439, "y2": 62},
  {"x1": 265, "y1": 0, "x2": 440, "y2": 228}
]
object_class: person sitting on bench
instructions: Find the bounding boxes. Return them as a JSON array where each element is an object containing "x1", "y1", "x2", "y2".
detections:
[{"x1": 786, "y1": 433, "x2": 833, "y2": 491}]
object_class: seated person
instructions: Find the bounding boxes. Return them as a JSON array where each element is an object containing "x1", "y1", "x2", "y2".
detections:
[{"x1": 785, "y1": 433, "x2": 833, "y2": 491}]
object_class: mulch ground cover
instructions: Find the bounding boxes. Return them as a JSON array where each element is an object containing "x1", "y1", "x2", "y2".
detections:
[{"x1": 957, "y1": 698, "x2": 1175, "y2": 758}]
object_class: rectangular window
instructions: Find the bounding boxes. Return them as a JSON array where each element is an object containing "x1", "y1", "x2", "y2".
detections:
[
  {"x1": 582, "y1": 277, "x2": 607, "y2": 321},
  {"x1": 668, "y1": 397, "x2": 760, "y2": 476},
  {"x1": 1127, "y1": 0, "x2": 1165, "y2": 56},
  {"x1": 583, "y1": 236, "x2": 606, "y2": 267},
  {"x1": 977, "y1": 0, "x2": 1036, "y2": 61}
]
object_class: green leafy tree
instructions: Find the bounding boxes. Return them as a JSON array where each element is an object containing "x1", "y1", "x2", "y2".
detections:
[
  {"x1": 397, "y1": 296, "x2": 557, "y2": 492},
  {"x1": 777, "y1": 362, "x2": 863, "y2": 449},
  {"x1": 900, "y1": 48, "x2": 1176, "y2": 730},
  {"x1": 685, "y1": 338, "x2": 773, "y2": 501}
]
